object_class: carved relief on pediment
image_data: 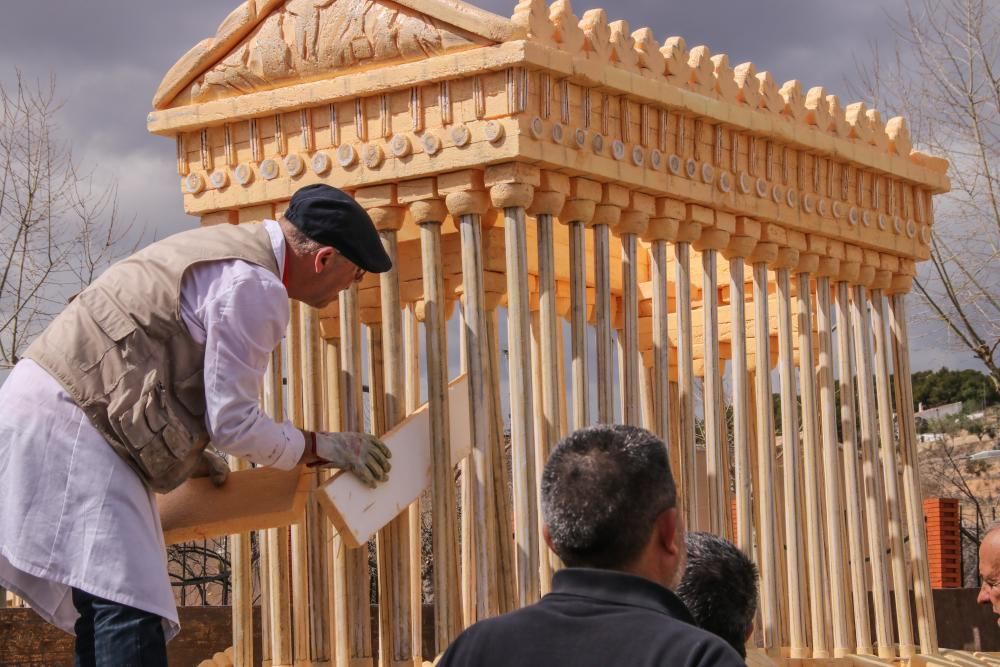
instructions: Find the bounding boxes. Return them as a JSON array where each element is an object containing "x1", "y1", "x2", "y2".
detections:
[{"x1": 185, "y1": 0, "x2": 486, "y2": 104}]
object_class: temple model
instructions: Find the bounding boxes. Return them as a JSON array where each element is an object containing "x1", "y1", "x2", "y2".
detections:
[{"x1": 149, "y1": 0, "x2": 961, "y2": 663}]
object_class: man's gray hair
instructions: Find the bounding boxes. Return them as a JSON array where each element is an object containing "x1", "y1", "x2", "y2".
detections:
[
  {"x1": 280, "y1": 217, "x2": 325, "y2": 255},
  {"x1": 541, "y1": 425, "x2": 676, "y2": 569}
]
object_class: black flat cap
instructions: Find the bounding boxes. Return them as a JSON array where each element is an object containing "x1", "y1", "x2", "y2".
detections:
[{"x1": 284, "y1": 184, "x2": 392, "y2": 273}]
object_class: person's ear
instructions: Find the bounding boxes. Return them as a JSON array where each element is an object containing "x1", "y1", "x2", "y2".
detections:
[
  {"x1": 543, "y1": 525, "x2": 555, "y2": 553},
  {"x1": 745, "y1": 623, "x2": 755, "y2": 642},
  {"x1": 314, "y1": 247, "x2": 335, "y2": 273},
  {"x1": 656, "y1": 508, "x2": 680, "y2": 556}
]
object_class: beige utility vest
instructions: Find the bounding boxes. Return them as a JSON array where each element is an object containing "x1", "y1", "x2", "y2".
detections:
[{"x1": 26, "y1": 222, "x2": 280, "y2": 493}]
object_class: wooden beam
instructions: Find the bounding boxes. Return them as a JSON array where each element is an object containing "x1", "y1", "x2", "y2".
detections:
[{"x1": 158, "y1": 467, "x2": 311, "y2": 545}]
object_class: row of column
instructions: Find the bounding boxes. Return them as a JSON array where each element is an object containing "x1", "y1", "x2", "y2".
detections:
[{"x1": 232, "y1": 169, "x2": 939, "y2": 664}]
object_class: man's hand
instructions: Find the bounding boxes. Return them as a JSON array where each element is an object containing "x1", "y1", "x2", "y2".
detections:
[
  {"x1": 311, "y1": 432, "x2": 391, "y2": 488},
  {"x1": 191, "y1": 449, "x2": 230, "y2": 487}
]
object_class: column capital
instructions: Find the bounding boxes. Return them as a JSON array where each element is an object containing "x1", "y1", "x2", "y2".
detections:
[
  {"x1": 527, "y1": 171, "x2": 569, "y2": 216},
  {"x1": 642, "y1": 217, "x2": 680, "y2": 243},
  {"x1": 871, "y1": 269, "x2": 893, "y2": 291},
  {"x1": 771, "y1": 246, "x2": 800, "y2": 271},
  {"x1": 367, "y1": 205, "x2": 405, "y2": 232},
  {"x1": 748, "y1": 241, "x2": 779, "y2": 265},
  {"x1": 408, "y1": 198, "x2": 448, "y2": 225},
  {"x1": 557, "y1": 177, "x2": 602, "y2": 226},
  {"x1": 792, "y1": 252, "x2": 819, "y2": 275},
  {"x1": 445, "y1": 191, "x2": 490, "y2": 217},
  {"x1": 887, "y1": 274, "x2": 913, "y2": 295}
]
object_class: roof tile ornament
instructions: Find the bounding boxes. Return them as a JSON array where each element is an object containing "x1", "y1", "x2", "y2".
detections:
[{"x1": 548, "y1": 0, "x2": 584, "y2": 53}]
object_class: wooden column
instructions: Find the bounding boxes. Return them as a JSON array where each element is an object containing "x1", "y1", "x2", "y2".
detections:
[
  {"x1": 410, "y1": 192, "x2": 462, "y2": 651},
  {"x1": 229, "y1": 449, "x2": 254, "y2": 667},
  {"x1": 870, "y1": 280, "x2": 916, "y2": 658},
  {"x1": 749, "y1": 239, "x2": 781, "y2": 654},
  {"x1": 362, "y1": 188, "x2": 416, "y2": 667},
  {"x1": 286, "y1": 304, "x2": 311, "y2": 665},
  {"x1": 401, "y1": 303, "x2": 423, "y2": 659},
  {"x1": 889, "y1": 287, "x2": 939, "y2": 654},
  {"x1": 673, "y1": 205, "x2": 704, "y2": 530},
  {"x1": 485, "y1": 163, "x2": 541, "y2": 606},
  {"x1": 850, "y1": 275, "x2": 896, "y2": 659},
  {"x1": 723, "y1": 218, "x2": 760, "y2": 553},
  {"x1": 793, "y1": 245, "x2": 830, "y2": 658},
  {"x1": 592, "y1": 184, "x2": 624, "y2": 424},
  {"x1": 529, "y1": 172, "x2": 569, "y2": 593},
  {"x1": 643, "y1": 209, "x2": 680, "y2": 444},
  {"x1": 815, "y1": 250, "x2": 851, "y2": 657},
  {"x1": 559, "y1": 178, "x2": 600, "y2": 430},
  {"x1": 443, "y1": 173, "x2": 497, "y2": 623},
  {"x1": 485, "y1": 305, "x2": 518, "y2": 615},
  {"x1": 692, "y1": 207, "x2": 732, "y2": 537},
  {"x1": 833, "y1": 257, "x2": 874, "y2": 655},
  {"x1": 262, "y1": 348, "x2": 293, "y2": 666},
  {"x1": 774, "y1": 244, "x2": 809, "y2": 659},
  {"x1": 301, "y1": 305, "x2": 333, "y2": 665},
  {"x1": 617, "y1": 192, "x2": 653, "y2": 426},
  {"x1": 338, "y1": 284, "x2": 374, "y2": 666}
]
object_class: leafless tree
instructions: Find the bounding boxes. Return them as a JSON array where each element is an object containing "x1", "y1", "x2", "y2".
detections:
[
  {"x1": 0, "y1": 71, "x2": 141, "y2": 370},
  {"x1": 857, "y1": 0, "x2": 999, "y2": 391},
  {"x1": 918, "y1": 417, "x2": 1000, "y2": 584}
]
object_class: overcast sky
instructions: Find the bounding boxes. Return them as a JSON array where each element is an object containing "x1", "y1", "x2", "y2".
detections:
[{"x1": 0, "y1": 0, "x2": 985, "y2": 375}]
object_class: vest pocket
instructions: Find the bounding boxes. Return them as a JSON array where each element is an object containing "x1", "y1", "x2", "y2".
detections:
[
  {"x1": 76, "y1": 290, "x2": 138, "y2": 373},
  {"x1": 117, "y1": 371, "x2": 198, "y2": 478}
]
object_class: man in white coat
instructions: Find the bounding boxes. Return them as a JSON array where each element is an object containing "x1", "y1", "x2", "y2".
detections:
[{"x1": 0, "y1": 184, "x2": 392, "y2": 665}]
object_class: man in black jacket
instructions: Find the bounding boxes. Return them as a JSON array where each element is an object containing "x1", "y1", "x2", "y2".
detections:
[{"x1": 438, "y1": 425, "x2": 744, "y2": 666}]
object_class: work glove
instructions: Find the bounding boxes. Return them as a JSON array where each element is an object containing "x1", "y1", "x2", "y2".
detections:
[
  {"x1": 190, "y1": 448, "x2": 230, "y2": 487},
  {"x1": 309, "y1": 432, "x2": 391, "y2": 488}
]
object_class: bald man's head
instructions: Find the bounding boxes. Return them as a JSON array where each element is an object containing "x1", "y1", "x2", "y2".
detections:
[{"x1": 977, "y1": 524, "x2": 1000, "y2": 626}]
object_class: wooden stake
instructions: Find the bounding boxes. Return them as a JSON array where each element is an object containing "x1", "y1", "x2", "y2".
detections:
[
  {"x1": 850, "y1": 284, "x2": 896, "y2": 659},
  {"x1": 752, "y1": 261, "x2": 781, "y2": 654},
  {"x1": 458, "y1": 211, "x2": 499, "y2": 621},
  {"x1": 870, "y1": 288, "x2": 916, "y2": 658},
  {"x1": 776, "y1": 266, "x2": 808, "y2": 659},
  {"x1": 372, "y1": 218, "x2": 416, "y2": 667},
  {"x1": 419, "y1": 216, "x2": 463, "y2": 650},
  {"x1": 650, "y1": 240, "x2": 670, "y2": 443},
  {"x1": 702, "y1": 248, "x2": 726, "y2": 535},
  {"x1": 302, "y1": 306, "x2": 333, "y2": 664},
  {"x1": 594, "y1": 222, "x2": 614, "y2": 423},
  {"x1": 794, "y1": 270, "x2": 829, "y2": 658},
  {"x1": 339, "y1": 285, "x2": 374, "y2": 665},
  {"x1": 287, "y1": 303, "x2": 311, "y2": 665},
  {"x1": 568, "y1": 221, "x2": 589, "y2": 429},
  {"x1": 263, "y1": 349, "x2": 293, "y2": 666},
  {"x1": 229, "y1": 451, "x2": 254, "y2": 667},
  {"x1": 889, "y1": 293, "x2": 939, "y2": 655},
  {"x1": 730, "y1": 258, "x2": 751, "y2": 553},
  {"x1": 402, "y1": 303, "x2": 423, "y2": 660},
  {"x1": 815, "y1": 276, "x2": 850, "y2": 656},
  {"x1": 620, "y1": 231, "x2": 641, "y2": 426},
  {"x1": 834, "y1": 282, "x2": 874, "y2": 655},
  {"x1": 486, "y1": 308, "x2": 517, "y2": 615},
  {"x1": 501, "y1": 203, "x2": 541, "y2": 606},
  {"x1": 675, "y1": 242, "x2": 698, "y2": 530},
  {"x1": 529, "y1": 313, "x2": 551, "y2": 595}
]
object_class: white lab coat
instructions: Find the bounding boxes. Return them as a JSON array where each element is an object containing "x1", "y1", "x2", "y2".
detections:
[{"x1": 0, "y1": 219, "x2": 304, "y2": 639}]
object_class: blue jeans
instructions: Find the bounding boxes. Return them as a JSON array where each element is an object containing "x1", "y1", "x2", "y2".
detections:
[{"x1": 71, "y1": 588, "x2": 167, "y2": 667}]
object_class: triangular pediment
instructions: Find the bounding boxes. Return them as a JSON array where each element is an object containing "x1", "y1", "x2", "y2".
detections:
[{"x1": 153, "y1": 0, "x2": 512, "y2": 110}]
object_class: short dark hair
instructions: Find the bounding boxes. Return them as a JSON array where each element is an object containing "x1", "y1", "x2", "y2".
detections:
[
  {"x1": 541, "y1": 425, "x2": 676, "y2": 569},
  {"x1": 676, "y1": 532, "x2": 759, "y2": 658}
]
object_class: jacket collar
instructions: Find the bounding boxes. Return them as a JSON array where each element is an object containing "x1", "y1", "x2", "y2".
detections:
[{"x1": 549, "y1": 567, "x2": 696, "y2": 624}]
